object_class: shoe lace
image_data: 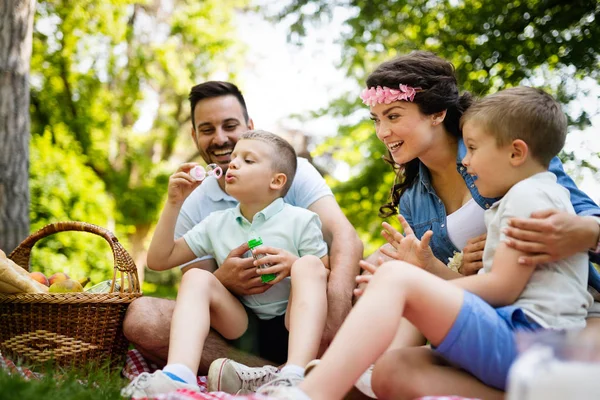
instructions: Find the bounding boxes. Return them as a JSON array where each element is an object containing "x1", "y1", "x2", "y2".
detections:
[
  {"x1": 238, "y1": 366, "x2": 279, "y2": 391},
  {"x1": 257, "y1": 373, "x2": 304, "y2": 394},
  {"x1": 121, "y1": 372, "x2": 152, "y2": 396}
]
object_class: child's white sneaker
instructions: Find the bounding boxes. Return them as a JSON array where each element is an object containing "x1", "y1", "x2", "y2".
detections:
[
  {"x1": 256, "y1": 385, "x2": 312, "y2": 399},
  {"x1": 207, "y1": 358, "x2": 279, "y2": 394},
  {"x1": 120, "y1": 370, "x2": 200, "y2": 398},
  {"x1": 256, "y1": 370, "x2": 304, "y2": 394}
]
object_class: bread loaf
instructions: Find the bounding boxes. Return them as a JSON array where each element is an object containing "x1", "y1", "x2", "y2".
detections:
[{"x1": 0, "y1": 249, "x2": 48, "y2": 294}]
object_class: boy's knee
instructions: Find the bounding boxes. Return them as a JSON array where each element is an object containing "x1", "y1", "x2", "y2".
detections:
[
  {"x1": 291, "y1": 255, "x2": 328, "y2": 280},
  {"x1": 181, "y1": 268, "x2": 219, "y2": 289}
]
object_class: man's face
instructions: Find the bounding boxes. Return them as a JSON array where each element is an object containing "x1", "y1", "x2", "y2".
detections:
[{"x1": 191, "y1": 95, "x2": 253, "y2": 173}]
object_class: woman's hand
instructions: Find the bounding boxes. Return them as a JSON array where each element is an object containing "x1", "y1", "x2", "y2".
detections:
[
  {"x1": 354, "y1": 258, "x2": 381, "y2": 298},
  {"x1": 503, "y1": 209, "x2": 600, "y2": 266},
  {"x1": 167, "y1": 163, "x2": 202, "y2": 206},
  {"x1": 251, "y1": 246, "x2": 299, "y2": 285},
  {"x1": 460, "y1": 233, "x2": 486, "y2": 275},
  {"x1": 380, "y1": 215, "x2": 436, "y2": 270}
]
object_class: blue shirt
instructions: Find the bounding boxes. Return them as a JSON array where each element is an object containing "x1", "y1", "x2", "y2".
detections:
[
  {"x1": 399, "y1": 139, "x2": 600, "y2": 289},
  {"x1": 183, "y1": 198, "x2": 328, "y2": 320}
]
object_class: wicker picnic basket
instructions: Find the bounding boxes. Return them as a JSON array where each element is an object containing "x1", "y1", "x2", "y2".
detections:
[{"x1": 0, "y1": 221, "x2": 142, "y2": 370}]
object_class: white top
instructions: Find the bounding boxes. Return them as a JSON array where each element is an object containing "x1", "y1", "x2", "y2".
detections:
[
  {"x1": 479, "y1": 172, "x2": 592, "y2": 329},
  {"x1": 183, "y1": 198, "x2": 328, "y2": 319},
  {"x1": 446, "y1": 198, "x2": 487, "y2": 250},
  {"x1": 175, "y1": 157, "x2": 333, "y2": 267}
]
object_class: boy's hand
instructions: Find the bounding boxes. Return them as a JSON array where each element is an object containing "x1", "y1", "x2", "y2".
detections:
[
  {"x1": 380, "y1": 215, "x2": 436, "y2": 271},
  {"x1": 460, "y1": 233, "x2": 486, "y2": 275},
  {"x1": 251, "y1": 246, "x2": 299, "y2": 285},
  {"x1": 167, "y1": 163, "x2": 202, "y2": 205}
]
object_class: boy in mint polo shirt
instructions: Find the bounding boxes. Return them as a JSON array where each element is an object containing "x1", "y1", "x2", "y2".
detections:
[{"x1": 121, "y1": 130, "x2": 329, "y2": 398}]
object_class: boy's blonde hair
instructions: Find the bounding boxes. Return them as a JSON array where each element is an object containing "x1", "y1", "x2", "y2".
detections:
[
  {"x1": 240, "y1": 130, "x2": 297, "y2": 196},
  {"x1": 461, "y1": 87, "x2": 567, "y2": 166}
]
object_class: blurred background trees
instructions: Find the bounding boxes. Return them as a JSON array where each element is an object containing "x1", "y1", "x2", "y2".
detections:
[
  {"x1": 1, "y1": 0, "x2": 598, "y2": 296},
  {"x1": 275, "y1": 0, "x2": 600, "y2": 254}
]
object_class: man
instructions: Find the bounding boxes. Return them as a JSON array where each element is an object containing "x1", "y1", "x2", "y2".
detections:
[{"x1": 123, "y1": 81, "x2": 363, "y2": 377}]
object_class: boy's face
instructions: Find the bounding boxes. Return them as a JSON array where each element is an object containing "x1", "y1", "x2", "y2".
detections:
[
  {"x1": 225, "y1": 139, "x2": 284, "y2": 201},
  {"x1": 461, "y1": 121, "x2": 514, "y2": 198}
]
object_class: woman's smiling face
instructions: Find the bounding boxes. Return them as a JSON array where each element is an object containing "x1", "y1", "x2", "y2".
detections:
[{"x1": 370, "y1": 101, "x2": 438, "y2": 165}]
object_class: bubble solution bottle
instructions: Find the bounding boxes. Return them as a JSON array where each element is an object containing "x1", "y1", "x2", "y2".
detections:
[{"x1": 248, "y1": 232, "x2": 276, "y2": 283}]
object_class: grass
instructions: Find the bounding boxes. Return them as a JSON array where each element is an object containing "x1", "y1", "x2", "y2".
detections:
[{"x1": 0, "y1": 361, "x2": 128, "y2": 400}]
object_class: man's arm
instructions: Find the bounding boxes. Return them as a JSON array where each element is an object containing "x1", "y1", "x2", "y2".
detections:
[{"x1": 309, "y1": 195, "x2": 363, "y2": 350}]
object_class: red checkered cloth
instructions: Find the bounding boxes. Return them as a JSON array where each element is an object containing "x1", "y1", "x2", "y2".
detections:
[{"x1": 0, "y1": 351, "x2": 43, "y2": 380}]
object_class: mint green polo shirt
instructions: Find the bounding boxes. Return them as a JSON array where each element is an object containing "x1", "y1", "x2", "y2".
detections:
[{"x1": 183, "y1": 197, "x2": 328, "y2": 319}]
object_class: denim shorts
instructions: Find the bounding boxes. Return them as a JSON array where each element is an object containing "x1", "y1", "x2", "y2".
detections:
[{"x1": 433, "y1": 290, "x2": 541, "y2": 390}]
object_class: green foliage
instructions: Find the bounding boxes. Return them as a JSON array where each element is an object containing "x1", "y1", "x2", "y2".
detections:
[
  {"x1": 275, "y1": 0, "x2": 600, "y2": 251},
  {"x1": 29, "y1": 0, "x2": 249, "y2": 286},
  {"x1": 29, "y1": 132, "x2": 115, "y2": 282}
]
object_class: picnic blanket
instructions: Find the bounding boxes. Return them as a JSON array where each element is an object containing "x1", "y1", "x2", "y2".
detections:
[{"x1": 0, "y1": 349, "x2": 478, "y2": 400}]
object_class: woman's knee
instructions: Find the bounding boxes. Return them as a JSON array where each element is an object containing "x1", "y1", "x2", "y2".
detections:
[
  {"x1": 375, "y1": 261, "x2": 422, "y2": 284},
  {"x1": 372, "y1": 349, "x2": 427, "y2": 399}
]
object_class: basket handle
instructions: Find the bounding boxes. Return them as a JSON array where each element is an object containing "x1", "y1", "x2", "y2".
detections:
[{"x1": 8, "y1": 221, "x2": 141, "y2": 294}]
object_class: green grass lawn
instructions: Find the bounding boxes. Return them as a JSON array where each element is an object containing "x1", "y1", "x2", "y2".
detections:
[{"x1": 0, "y1": 363, "x2": 127, "y2": 400}]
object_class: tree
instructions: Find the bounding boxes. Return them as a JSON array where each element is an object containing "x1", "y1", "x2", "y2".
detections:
[
  {"x1": 27, "y1": 0, "x2": 249, "y2": 282},
  {"x1": 274, "y1": 0, "x2": 600, "y2": 252},
  {"x1": 0, "y1": 0, "x2": 37, "y2": 253}
]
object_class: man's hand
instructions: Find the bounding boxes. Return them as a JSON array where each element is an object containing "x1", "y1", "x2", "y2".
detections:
[
  {"x1": 251, "y1": 246, "x2": 299, "y2": 285},
  {"x1": 213, "y1": 242, "x2": 270, "y2": 296},
  {"x1": 460, "y1": 233, "x2": 486, "y2": 275},
  {"x1": 503, "y1": 209, "x2": 600, "y2": 266},
  {"x1": 380, "y1": 215, "x2": 436, "y2": 271}
]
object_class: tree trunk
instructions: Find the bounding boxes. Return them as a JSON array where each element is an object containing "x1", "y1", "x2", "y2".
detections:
[{"x1": 0, "y1": 0, "x2": 36, "y2": 253}]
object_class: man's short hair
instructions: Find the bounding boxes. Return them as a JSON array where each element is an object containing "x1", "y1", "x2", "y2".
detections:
[
  {"x1": 189, "y1": 81, "x2": 249, "y2": 129},
  {"x1": 240, "y1": 130, "x2": 297, "y2": 197},
  {"x1": 461, "y1": 87, "x2": 567, "y2": 166}
]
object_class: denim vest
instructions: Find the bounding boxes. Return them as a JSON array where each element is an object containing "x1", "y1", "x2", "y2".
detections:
[{"x1": 399, "y1": 139, "x2": 600, "y2": 290}]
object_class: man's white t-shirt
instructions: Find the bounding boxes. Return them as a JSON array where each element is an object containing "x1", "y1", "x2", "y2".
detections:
[{"x1": 175, "y1": 157, "x2": 333, "y2": 266}]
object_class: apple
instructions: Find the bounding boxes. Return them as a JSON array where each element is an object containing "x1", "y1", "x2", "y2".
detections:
[
  {"x1": 48, "y1": 272, "x2": 70, "y2": 286},
  {"x1": 29, "y1": 271, "x2": 49, "y2": 287}
]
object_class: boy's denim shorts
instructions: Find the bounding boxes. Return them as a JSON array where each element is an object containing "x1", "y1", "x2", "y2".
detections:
[{"x1": 433, "y1": 290, "x2": 541, "y2": 390}]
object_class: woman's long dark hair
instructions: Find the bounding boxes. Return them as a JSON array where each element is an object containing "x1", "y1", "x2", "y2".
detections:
[{"x1": 367, "y1": 51, "x2": 474, "y2": 217}]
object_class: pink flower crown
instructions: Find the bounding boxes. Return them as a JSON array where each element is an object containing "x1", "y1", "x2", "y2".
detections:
[{"x1": 360, "y1": 84, "x2": 422, "y2": 106}]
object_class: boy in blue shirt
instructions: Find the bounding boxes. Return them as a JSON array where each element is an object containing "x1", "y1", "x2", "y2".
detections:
[
  {"x1": 264, "y1": 88, "x2": 592, "y2": 400},
  {"x1": 121, "y1": 130, "x2": 329, "y2": 397}
]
